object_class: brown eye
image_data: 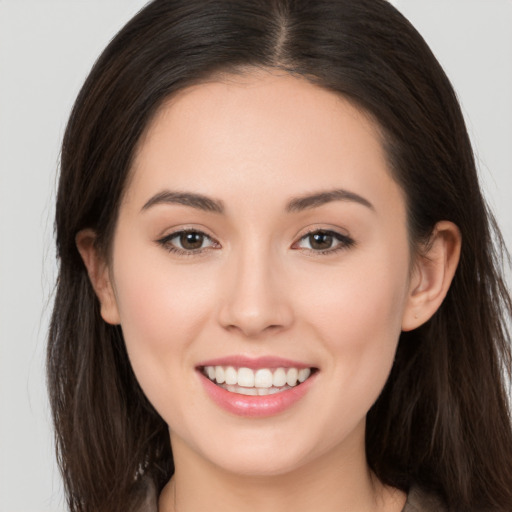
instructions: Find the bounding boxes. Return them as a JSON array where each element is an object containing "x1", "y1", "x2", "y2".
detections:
[
  {"x1": 179, "y1": 231, "x2": 205, "y2": 250},
  {"x1": 157, "y1": 229, "x2": 218, "y2": 255},
  {"x1": 294, "y1": 229, "x2": 355, "y2": 254},
  {"x1": 309, "y1": 232, "x2": 334, "y2": 250}
]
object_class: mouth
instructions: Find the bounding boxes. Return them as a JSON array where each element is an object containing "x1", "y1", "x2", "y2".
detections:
[{"x1": 200, "y1": 365, "x2": 316, "y2": 396}]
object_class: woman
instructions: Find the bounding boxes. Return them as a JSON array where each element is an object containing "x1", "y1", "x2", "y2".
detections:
[{"x1": 47, "y1": 0, "x2": 512, "y2": 511}]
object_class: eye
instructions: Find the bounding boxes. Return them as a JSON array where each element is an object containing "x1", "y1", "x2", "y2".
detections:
[
  {"x1": 156, "y1": 229, "x2": 219, "y2": 255},
  {"x1": 294, "y1": 229, "x2": 355, "y2": 254}
]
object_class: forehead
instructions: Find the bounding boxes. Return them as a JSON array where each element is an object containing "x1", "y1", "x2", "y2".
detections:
[{"x1": 127, "y1": 70, "x2": 402, "y2": 215}]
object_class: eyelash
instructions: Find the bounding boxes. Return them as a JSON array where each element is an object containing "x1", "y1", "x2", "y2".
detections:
[
  {"x1": 156, "y1": 229, "x2": 219, "y2": 257},
  {"x1": 293, "y1": 228, "x2": 356, "y2": 255},
  {"x1": 156, "y1": 228, "x2": 355, "y2": 257}
]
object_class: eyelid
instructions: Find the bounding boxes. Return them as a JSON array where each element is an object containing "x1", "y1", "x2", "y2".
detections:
[
  {"x1": 292, "y1": 227, "x2": 356, "y2": 254},
  {"x1": 156, "y1": 228, "x2": 220, "y2": 256},
  {"x1": 155, "y1": 226, "x2": 355, "y2": 257}
]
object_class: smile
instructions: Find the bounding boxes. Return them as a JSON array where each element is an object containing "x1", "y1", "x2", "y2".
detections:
[
  {"x1": 197, "y1": 357, "x2": 318, "y2": 417},
  {"x1": 202, "y1": 366, "x2": 312, "y2": 396}
]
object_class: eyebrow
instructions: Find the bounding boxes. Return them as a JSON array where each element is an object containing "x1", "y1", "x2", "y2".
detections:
[
  {"x1": 141, "y1": 190, "x2": 224, "y2": 213},
  {"x1": 141, "y1": 188, "x2": 374, "y2": 214},
  {"x1": 285, "y1": 189, "x2": 374, "y2": 213}
]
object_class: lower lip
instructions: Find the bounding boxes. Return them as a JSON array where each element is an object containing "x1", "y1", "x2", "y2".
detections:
[{"x1": 198, "y1": 371, "x2": 317, "y2": 417}]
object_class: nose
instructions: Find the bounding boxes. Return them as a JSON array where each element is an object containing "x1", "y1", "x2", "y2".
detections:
[{"x1": 217, "y1": 244, "x2": 294, "y2": 338}]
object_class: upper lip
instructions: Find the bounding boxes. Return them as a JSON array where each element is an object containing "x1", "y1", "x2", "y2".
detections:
[{"x1": 196, "y1": 355, "x2": 314, "y2": 370}]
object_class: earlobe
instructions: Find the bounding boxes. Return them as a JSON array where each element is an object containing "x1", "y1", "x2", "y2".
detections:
[
  {"x1": 75, "y1": 229, "x2": 121, "y2": 325},
  {"x1": 401, "y1": 221, "x2": 461, "y2": 331}
]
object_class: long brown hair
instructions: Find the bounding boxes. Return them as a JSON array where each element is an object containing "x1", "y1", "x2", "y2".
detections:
[{"x1": 48, "y1": 1, "x2": 512, "y2": 510}]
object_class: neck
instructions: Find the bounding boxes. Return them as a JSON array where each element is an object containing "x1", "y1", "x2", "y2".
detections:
[{"x1": 158, "y1": 425, "x2": 405, "y2": 512}]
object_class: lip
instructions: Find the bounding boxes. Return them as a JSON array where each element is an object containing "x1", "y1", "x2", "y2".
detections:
[
  {"x1": 197, "y1": 362, "x2": 317, "y2": 418},
  {"x1": 196, "y1": 355, "x2": 313, "y2": 370}
]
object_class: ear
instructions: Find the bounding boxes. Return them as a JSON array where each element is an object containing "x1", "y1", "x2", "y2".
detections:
[
  {"x1": 75, "y1": 229, "x2": 121, "y2": 325},
  {"x1": 401, "y1": 221, "x2": 461, "y2": 331}
]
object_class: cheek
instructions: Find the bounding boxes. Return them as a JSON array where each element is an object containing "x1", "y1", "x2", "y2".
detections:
[
  {"x1": 116, "y1": 269, "x2": 210, "y2": 347},
  {"x1": 300, "y1": 250, "x2": 408, "y2": 339},
  {"x1": 110, "y1": 243, "x2": 218, "y2": 409},
  {"x1": 296, "y1": 249, "x2": 409, "y2": 414}
]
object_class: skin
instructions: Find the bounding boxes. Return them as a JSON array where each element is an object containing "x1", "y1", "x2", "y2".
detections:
[{"x1": 78, "y1": 70, "x2": 461, "y2": 512}]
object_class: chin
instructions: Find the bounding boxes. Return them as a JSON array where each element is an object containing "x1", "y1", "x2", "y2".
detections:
[
  {"x1": 208, "y1": 447, "x2": 310, "y2": 478},
  {"x1": 174, "y1": 421, "x2": 337, "y2": 479}
]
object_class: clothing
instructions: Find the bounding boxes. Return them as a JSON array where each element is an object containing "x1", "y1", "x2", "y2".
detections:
[
  {"x1": 136, "y1": 479, "x2": 447, "y2": 511},
  {"x1": 402, "y1": 486, "x2": 447, "y2": 511}
]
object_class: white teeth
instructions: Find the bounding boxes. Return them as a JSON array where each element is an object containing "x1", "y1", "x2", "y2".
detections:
[
  {"x1": 239, "y1": 386, "x2": 258, "y2": 396},
  {"x1": 224, "y1": 366, "x2": 238, "y2": 385},
  {"x1": 237, "y1": 367, "x2": 255, "y2": 388},
  {"x1": 225, "y1": 384, "x2": 292, "y2": 396},
  {"x1": 215, "y1": 366, "x2": 225, "y2": 384},
  {"x1": 203, "y1": 365, "x2": 314, "y2": 393},
  {"x1": 298, "y1": 368, "x2": 311, "y2": 382},
  {"x1": 254, "y1": 368, "x2": 273, "y2": 388},
  {"x1": 286, "y1": 368, "x2": 298, "y2": 386},
  {"x1": 272, "y1": 368, "x2": 287, "y2": 387}
]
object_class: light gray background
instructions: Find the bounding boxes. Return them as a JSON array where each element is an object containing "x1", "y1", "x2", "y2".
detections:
[{"x1": 0, "y1": 1, "x2": 511, "y2": 510}]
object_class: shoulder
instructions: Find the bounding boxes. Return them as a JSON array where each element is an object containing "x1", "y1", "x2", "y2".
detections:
[{"x1": 402, "y1": 486, "x2": 448, "y2": 512}]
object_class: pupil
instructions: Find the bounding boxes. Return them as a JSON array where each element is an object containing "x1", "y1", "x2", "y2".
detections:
[
  {"x1": 311, "y1": 232, "x2": 333, "y2": 250},
  {"x1": 180, "y1": 232, "x2": 203, "y2": 250}
]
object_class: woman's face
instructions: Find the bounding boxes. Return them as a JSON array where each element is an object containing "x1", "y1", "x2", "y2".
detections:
[{"x1": 106, "y1": 71, "x2": 417, "y2": 476}]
